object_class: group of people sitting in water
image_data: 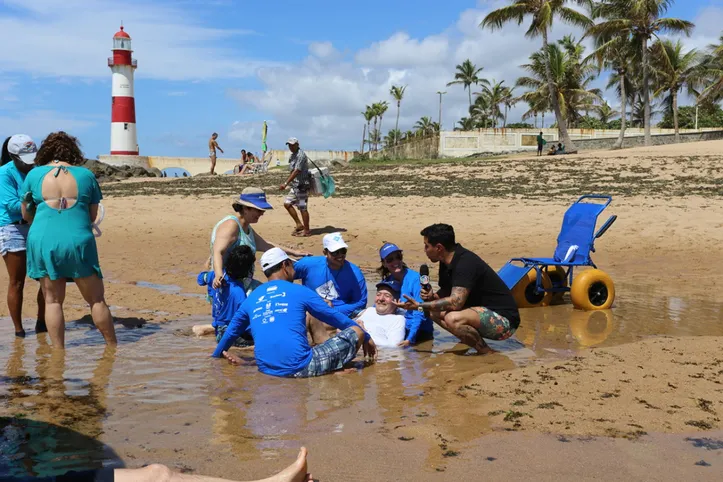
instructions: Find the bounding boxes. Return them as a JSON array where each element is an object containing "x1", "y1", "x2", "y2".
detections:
[{"x1": 195, "y1": 187, "x2": 522, "y2": 378}]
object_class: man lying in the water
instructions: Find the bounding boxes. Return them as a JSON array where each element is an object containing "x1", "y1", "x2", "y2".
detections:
[{"x1": 193, "y1": 244, "x2": 261, "y2": 348}]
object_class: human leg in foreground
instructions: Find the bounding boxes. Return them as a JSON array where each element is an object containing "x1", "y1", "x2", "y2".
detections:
[
  {"x1": 75, "y1": 274, "x2": 117, "y2": 346},
  {"x1": 3, "y1": 250, "x2": 29, "y2": 336},
  {"x1": 430, "y1": 307, "x2": 514, "y2": 354}
]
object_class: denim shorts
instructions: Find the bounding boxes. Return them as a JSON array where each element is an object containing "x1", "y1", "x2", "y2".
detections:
[
  {"x1": 293, "y1": 327, "x2": 359, "y2": 378},
  {"x1": 0, "y1": 224, "x2": 29, "y2": 256}
]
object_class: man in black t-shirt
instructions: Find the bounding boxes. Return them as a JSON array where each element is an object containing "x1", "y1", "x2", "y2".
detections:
[{"x1": 396, "y1": 223, "x2": 520, "y2": 354}]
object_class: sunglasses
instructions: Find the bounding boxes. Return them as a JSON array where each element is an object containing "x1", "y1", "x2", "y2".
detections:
[
  {"x1": 329, "y1": 248, "x2": 347, "y2": 258},
  {"x1": 384, "y1": 253, "x2": 402, "y2": 263}
]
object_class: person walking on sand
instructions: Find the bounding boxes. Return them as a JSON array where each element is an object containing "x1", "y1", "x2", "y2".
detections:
[
  {"x1": 395, "y1": 224, "x2": 520, "y2": 355},
  {"x1": 209, "y1": 132, "x2": 223, "y2": 175},
  {"x1": 279, "y1": 137, "x2": 312, "y2": 237},
  {"x1": 20, "y1": 132, "x2": 116, "y2": 349},
  {"x1": 0, "y1": 134, "x2": 46, "y2": 337},
  {"x1": 214, "y1": 248, "x2": 377, "y2": 378},
  {"x1": 536, "y1": 131, "x2": 546, "y2": 157}
]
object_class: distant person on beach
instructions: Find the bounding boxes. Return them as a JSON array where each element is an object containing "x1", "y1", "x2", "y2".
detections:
[
  {"x1": 207, "y1": 187, "x2": 309, "y2": 291},
  {"x1": 21, "y1": 131, "x2": 116, "y2": 349},
  {"x1": 293, "y1": 232, "x2": 368, "y2": 344},
  {"x1": 395, "y1": 224, "x2": 520, "y2": 355},
  {"x1": 0, "y1": 134, "x2": 46, "y2": 337},
  {"x1": 208, "y1": 132, "x2": 223, "y2": 175},
  {"x1": 214, "y1": 248, "x2": 377, "y2": 377},
  {"x1": 354, "y1": 280, "x2": 406, "y2": 348},
  {"x1": 377, "y1": 242, "x2": 434, "y2": 346},
  {"x1": 536, "y1": 131, "x2": 546, "y2": 156},
  {"x1": 193, "y1": 244, "x2": 260, "y2": 347},
  {"x1": 280, "y1": 137, "x2": 312, "y2": 237}
]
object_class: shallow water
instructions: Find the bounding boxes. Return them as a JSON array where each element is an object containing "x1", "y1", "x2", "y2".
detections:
[{"x1": 1, "y1": 281, "x2": 722, "y2": 477}]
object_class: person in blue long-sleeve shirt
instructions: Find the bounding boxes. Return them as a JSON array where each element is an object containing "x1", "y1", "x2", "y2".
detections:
[
  {"x1": 214, "y1": 248, "x2": 377, "y2": 377},
  {"x1": 378, "y1": 242, "x2": 434, "y2": 346},
  {"x1": 292, "y1": 232, "x2": 367, "y2": 343},
  {"x1": 0, "y1": 134, "x2": 45, "y2": 337}
]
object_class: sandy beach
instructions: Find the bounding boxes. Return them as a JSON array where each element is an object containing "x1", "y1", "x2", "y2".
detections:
[{"x1": 1, "y1": 140, "x2": 722, "y2": 480}]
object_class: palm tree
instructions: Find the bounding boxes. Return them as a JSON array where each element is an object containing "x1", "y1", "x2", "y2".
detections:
[
  {"x1": 650, "y1": 39, "x2": 699, "y2": 142},
  {"x1": 469, "y1": 94, "x2": 491, "y2": 128},
  {"x1": 589, "y1": 0, "x2": 694, "y2": 145},
  {"x1": 390, "y1": 85, "x2": 407, "y2": 141},
  {"x1": 447, "y1": 59, "x2": 485, "y2": 107},
  {"x1": 501, "y1": 86, "x2": 517, "y2": 128},
  {"x1": 414, "y1": 116, "x2": 437, "y2": 136},
  {"x1": 482, "y1": 0, "x2": 593, "y2": 153},
  {"x1": 456, "y1": 117, "x2": 476, "y2": 131},
  {"x1": 587, "y1": 29, "x2": 637, "y2": 148},
  {"x1": 384, "y1": 129, "x2": 403, "y2": 148},
  {"x1": 697, "y1": 35, "x2": 723, "y2": 103},
  {"x1": 476, "y1": 79, "x2": 506, "y2": 128},
  {"x1": 595, "y1": 100, "x2": 619, "y2": 125},
  {"x1": 362, "y1": 106, "x2": 374, "y2": 154},
  {"x1": 368, "y1": 129, "x2": 381, "y2": 150},
  {"x1": 376, "y1": 101, "x2": 390, "y2": 150}
]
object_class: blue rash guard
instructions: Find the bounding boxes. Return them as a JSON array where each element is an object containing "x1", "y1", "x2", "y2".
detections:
[
  {"x1": 212, "y1": 279, "x2": 368, "y2": 377},
  {"x1": 197, "y1": 270, "x2": 254, "y2": 338},
  {"x1": 292, "y1": 256, "x2": 368, "y2": 317},
  {"x1": 385, "y1": 268, "x2": 434, "y2": 343},
  {"x1": 0, "y1": 162, "x2": 27, "y2": 226}
]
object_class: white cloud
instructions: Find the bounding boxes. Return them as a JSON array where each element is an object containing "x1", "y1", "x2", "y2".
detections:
[
  {"x1": 308, "y1": 41, "x2": 339, "y2": 61},
  {"x1": 355, "y1": 33, "x2": 450, "y2": 67},
  {"x1": 0, "y1": 110, "x2": 96, "y2": 145},
  {"x1": 0, "y1": 0, "x2": 264, "y2": 81}
]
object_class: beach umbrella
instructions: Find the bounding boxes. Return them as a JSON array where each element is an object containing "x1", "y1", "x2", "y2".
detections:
[{"x1": 261, "y1": 121, "x2": 268, "y2": 153}]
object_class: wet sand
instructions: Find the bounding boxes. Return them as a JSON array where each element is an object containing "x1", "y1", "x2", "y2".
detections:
[{"x1": 1, "y1": 140, "x2": 723, "y2": 479}]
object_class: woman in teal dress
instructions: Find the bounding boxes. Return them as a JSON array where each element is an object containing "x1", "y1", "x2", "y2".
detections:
[{"x1": 21, "y1": 132, "x2": 116, "y2": 349}]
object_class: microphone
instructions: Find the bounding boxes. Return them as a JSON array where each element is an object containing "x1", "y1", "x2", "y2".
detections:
[{"x1": 420, "y1": 264, "x2": 432, "y2": 292}]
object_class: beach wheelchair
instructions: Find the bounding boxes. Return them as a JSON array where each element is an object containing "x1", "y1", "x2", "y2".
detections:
[{"x1": 498, "y1": 195, "x2": 618, "y2": 311}]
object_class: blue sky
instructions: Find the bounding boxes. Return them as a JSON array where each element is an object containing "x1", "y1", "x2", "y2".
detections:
[{"x1": 0, "y1": 0, "x2": 717, "y2": 159}]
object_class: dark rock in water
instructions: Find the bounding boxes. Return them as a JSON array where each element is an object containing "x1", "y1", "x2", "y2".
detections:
[{"x1": 82, "y1": 158, "x2": 160, "y2": 183}]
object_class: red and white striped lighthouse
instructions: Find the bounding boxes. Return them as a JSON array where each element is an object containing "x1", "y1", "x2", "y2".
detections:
[{"x1": 108, "y1": 25, "x2": 138, "y2": 155}]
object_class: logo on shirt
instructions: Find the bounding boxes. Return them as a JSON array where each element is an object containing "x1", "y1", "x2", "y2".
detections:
[
  {"x1": 267, "y1": 285, "x2": 278, "y2": 292},
  {"x1": 270, "y1": 293, "x2": 286, "y2": 299},
  {"x1": 315, "y1": 280, "x2": 339, "y2": 301}
]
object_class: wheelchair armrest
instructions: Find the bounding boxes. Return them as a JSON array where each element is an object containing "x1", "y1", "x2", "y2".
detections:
[{"x1": 595, "y1": 215, "x2": 617, "y2": 239}]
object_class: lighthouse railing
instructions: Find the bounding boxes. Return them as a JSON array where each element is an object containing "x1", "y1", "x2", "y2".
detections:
[{"x1": 108, "y1": 57, "x2": 138, "y2": 68}]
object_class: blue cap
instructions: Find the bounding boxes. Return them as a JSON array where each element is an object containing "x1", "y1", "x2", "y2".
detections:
[
  {"x1": 376, "y1": 279, "x2": 402, "y2": 296},
  {"x1": 379, "y1": 242, "x2": 402, "y2": 260}
]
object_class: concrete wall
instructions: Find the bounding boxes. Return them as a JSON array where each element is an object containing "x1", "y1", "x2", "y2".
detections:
[
  {"x1": 573, "y1": 129, "x2": 723, "y2": 150},
  {"x1": 100, "y1": 149, "x2": 357, "y2": 176},
  {"x1": 373, "y1": 135, "x2": 439, "y2": 160},
  {"x1": 438, "y1": 127, "x2": 722, "y2": 158}
]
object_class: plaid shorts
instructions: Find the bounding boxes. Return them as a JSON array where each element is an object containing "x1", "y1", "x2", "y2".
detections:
[
  {"x1": 284, "y1": 186, "x2": 310, "y2": 211},
  {"x1": 293, "y1": 327, "x2": 359, "y2": 378},
  {"x1": 471, "y1": 307, "x2": 515, "y2": 341},
  {"x1": 215, "y1": 324, "x2": 254, "y2": 347}
]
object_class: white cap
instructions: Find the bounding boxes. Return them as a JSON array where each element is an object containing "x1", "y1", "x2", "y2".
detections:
[
  {"x1": 285, "y1": 137, "x2": 299, "y2": 145},
  {"x1": 8, "y1": 134, "x2": 37, "y2": 165},
  {"x1": 323, "y1": 232, "x2": 348, "y2": 252},
  {"x1": 260, "y1": 247, "x2": 289, "y2": 271}
]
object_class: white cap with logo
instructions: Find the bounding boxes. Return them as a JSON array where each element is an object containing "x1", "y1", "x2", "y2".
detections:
[
  {"x1": 285, "y1": 137, "x2": 299, "y2": 145},
  {"x1": 260, "y1": 247, "x2": 290, "y2": 271},
  {"x1": 323, "y1": 232, "x2": 348, "y2": 253},
  {"x1": 8, "y1": 134, "x2": 38, "y2": 165}
]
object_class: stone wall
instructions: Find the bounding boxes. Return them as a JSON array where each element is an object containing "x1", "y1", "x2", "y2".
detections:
[
  {"x1": 573, "y1": 129, "x2": 723, "y2": 151},
  {"x1": 373, "y1": 135, "x2": 440, "y2": 160}
]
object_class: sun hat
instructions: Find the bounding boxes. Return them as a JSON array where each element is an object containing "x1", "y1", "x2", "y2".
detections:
[
  {"x1": 8, "y1": 134, "x2": 37, "y2": 165},
  {"x1": 379, "y1": 242, "x2": 402, "y2": 260},
  {"x1": 234, "y1": 187, "x2": 273, "y2": 210},
  {"x1": 285, "y1": 137, "x2": 299, "y2": 145},
  {"x1": 376, "y1": 279, "x2": 401, "y2": 297},
  {"x1": 260, "y1": 247, "x2": 289, "y2": 271},
  {"x1": 323, "y1": 232, "x2": 348, "y2": 252}
]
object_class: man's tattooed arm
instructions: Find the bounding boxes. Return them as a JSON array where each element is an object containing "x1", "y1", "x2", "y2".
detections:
[{"x1": 421, "y1": 286, "x2": 469, "y2": 312}]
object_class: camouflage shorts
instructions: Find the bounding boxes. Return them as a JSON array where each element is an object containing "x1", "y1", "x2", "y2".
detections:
[{"x1": 471, "y1": 307, "x2": 515, "y2": 341}]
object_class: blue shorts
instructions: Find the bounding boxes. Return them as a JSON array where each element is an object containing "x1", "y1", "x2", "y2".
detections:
[
  {"x1": 293, "y1": 327, "x2": 359, "y2": 378},
  {"x1": 215, "y1": 324, "x2": 254, "y2": 348},
  {"x1": 0, "y1": 224, "x2": 29, "y2": 257}
]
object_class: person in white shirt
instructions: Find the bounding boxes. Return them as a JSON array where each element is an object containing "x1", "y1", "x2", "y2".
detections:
[{"x1": 355, "y1": 280, "x2": 406, "y2": 348}]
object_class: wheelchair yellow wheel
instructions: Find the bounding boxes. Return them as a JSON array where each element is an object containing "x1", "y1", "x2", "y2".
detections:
[
  {"x1": 545, "y1": 266, "x2": 568, "y2": 304},
  {"x1": 511, "y1": 269, "x2": 553, "y2": 308},
  {"x1": 569, "y1": 309, "x2": 615, "y2": 346},
  {"x1": 570, "y1": 269, "x2": 615, "y2": 310}
]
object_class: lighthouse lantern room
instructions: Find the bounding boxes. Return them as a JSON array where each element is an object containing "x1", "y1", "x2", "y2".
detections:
[{"x1": 108, "y1": 25, "x2": 138, "y2": 155}]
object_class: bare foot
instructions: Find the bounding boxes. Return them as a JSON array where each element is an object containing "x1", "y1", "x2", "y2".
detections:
[
  {"x1": 456, "y1": 325, "x2": 495, "y2": 355},
  {"x1": 222, "y1": 350, "x2": 243, "y2": 366},
  {"x1": 259, "y1": 447, "x2": 312, "y2": 482},
  {"x1": 193, "y1": 324, "x2": 215, "y2": 337}
]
